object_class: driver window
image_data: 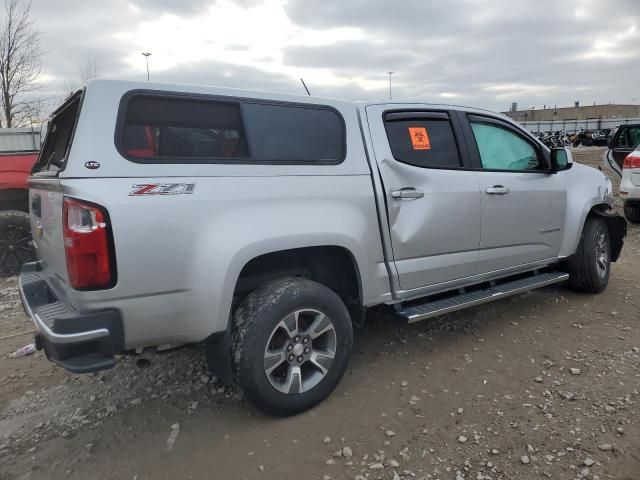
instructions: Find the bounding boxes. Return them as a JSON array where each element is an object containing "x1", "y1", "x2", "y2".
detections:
[{"x1": 470, "y1": 121, "x2": 542, "y2": 171}]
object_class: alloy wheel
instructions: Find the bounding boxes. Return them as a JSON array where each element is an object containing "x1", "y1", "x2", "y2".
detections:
[
  {"x1": 595, "y1": 226, "x2": 609, "y2": 279},
  {"x1": 263, "y1": 309, "x2": 337, "y2": 395}
]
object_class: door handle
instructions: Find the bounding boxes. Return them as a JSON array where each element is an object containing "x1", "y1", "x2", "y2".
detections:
[
  {"x1": 486, "y1": 185, "x2": 510, "y2": 195},
  {"x1": 391, "y1": 188, "x2": 425, "y2": 200}
]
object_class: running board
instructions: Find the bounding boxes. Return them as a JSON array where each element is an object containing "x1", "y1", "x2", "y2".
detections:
[{"x1": 398, "y1": 271, "x2": 569, "y2": 323}]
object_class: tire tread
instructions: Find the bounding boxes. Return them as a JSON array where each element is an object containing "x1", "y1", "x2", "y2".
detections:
[
  {"x1": 0, "y1": 210, "x2": 34, "y2": 277},
  {"x1": 231, "y1": 277, "x2": 352, "y2": 416},
  {"x1": 567, "y1": 216, "x2": 609, "y2": 293}
]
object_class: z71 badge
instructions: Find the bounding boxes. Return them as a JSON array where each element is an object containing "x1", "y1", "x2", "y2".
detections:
[{"x1": 129, "y1": 183, "x2": 196, "y2": 196}]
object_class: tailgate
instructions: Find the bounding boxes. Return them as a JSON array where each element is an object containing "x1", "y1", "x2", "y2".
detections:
[{"x1": 29, "y1": 181, "x2": 68, "y2": 284}]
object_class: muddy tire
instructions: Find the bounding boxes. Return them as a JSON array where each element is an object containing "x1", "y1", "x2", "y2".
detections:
[
  {"x1": 232, "y1": 277, "x2": 353, "y2": 417},
  {"x1": 623, "y1": 201, "x2": 640, "y2": 224},
  {"x1": 567, "y1": 216, "x2": 610, "y2": 293},
  {"x1": 0, "y1": 210, "x2": 36, "y2": 277}
]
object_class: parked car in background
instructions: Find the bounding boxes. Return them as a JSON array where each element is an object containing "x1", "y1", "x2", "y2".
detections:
[
  {"x1": 0, "y1": 146, "x2": 39, "y2": 276},
  {"x1": 603, "y1": 124, "x2": 640, "y2": 223},
  {"x1": 592, "y1": 128, "x2": 615, "y2": 146},
  {"x1": 20, "y1": 80, "x2": 626, "y2": 416},
  {"x1": 604, "y1": 124, "x2": 640, "y2": 174},
  {"x1": 573, "y1": 129, "x2": 595, "y2": 147},
  {"x1": 615, "y1": 144, "x2": 640, "y2": 223}
]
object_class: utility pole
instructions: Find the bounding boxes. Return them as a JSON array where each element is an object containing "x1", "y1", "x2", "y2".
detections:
[
  {"x1": 141, "y1": 52, "x2": 152, "y2": 81},
  {"x1": 387, "y1": 72, "x2": 394, "y2": 100}
]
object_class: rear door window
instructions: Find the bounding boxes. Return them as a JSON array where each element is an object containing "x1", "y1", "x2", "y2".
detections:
[
  {"x1": 383, "y1": 112, "x2": 461, "y2": 169},
  {"x1": 119, "y1": 93, "x2": 345, "y2": 164}
]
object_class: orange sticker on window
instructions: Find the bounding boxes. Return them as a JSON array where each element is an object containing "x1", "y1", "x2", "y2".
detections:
[{"x1": 409, "y1": 127, "x2": 431, "y2": 150}]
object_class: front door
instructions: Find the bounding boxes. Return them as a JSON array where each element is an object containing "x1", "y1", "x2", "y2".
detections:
[
  {"x1": 463, "y1": 114, "x2": 567, "y2": 274},
  {"x1": 366, "y1": 106, "x2": 481, "y2": 292}
]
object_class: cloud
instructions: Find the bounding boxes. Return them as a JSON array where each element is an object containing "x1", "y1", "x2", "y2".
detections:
[
  {"x1": 25, "y1": 0, "x2": 640, "y2": 115},
  {"x1": 281, "y1": 0, "x2": 640, "y2": 109},
  {"x1": 154, "y1": 58, "x2": 299, "y2": 94},
  {"x1": 283, "y1": 41, "x2": 419, "y2": 73}
]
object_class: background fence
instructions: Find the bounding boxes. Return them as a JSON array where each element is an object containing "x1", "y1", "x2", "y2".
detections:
[
  {"x1": 519, "y1": 117, "x2": 640, "y2": 133},
  {"x1": 0, "y1": 127, "x2": 41, "y2": 152}
]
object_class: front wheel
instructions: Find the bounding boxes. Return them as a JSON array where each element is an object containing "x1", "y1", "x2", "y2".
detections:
[
  {"x1": 567, "y1": 216, "x2": 610, "y2": 293},
  {"x1": 623, "y1": 201, "x2": 640, "y2": 224},
  {"x1": 232, "y1": 277, "x2": 353, "y2": 417}
]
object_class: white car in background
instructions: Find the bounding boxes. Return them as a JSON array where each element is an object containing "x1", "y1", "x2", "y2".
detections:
[
  {"x1": 603, "y1": 124, "x2": 640, "y2": 223},
  {"x1": 619, "y1": 145, "x2": 640, "y2": 223}
]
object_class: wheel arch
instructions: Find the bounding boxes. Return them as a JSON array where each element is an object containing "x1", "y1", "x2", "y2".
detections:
[
  {"x1": 561, "y1": 202, "x2": 626, "y2": 262},
  {"x1": 233, "y1": 245, "x2": 363, "y2": 309},
  {"x1": 204, "y1": 243, "x2": 363, "y2": 386},
  {"x1": 589, "y1": 205, "x2": 627, "y2": 262}
]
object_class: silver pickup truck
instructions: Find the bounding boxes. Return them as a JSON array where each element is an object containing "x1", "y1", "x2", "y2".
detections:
[{"x1": 19, "y1": 80, "x2": 626, "y2": 416}]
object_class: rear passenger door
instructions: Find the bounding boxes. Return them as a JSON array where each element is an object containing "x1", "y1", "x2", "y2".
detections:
[
  {"x1": 462, "y1": 114, "x2": 567, "y2": 274},
  {"x1": 366, "y1": 106, "x2": 481, "y2": 292}
]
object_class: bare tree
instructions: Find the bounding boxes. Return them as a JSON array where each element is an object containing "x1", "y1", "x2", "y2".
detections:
[
  {"x1": 0, "y1": 0, "x2": 42, "y2": 128},
  {"x1": 79, "y1": 57, "x2": 99, "y2": 84},
  {"x1": 64, "y1": 57, "x2": 99, "y2": 95}
]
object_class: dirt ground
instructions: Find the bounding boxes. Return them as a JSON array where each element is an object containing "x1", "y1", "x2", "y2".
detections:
[{"x1": 1, "y1": 147, "x2": 639, "y2": 480}]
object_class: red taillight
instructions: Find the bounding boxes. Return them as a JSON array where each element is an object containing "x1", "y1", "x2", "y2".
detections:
[
  {"x1": 623, "y1": 154, "x2": 640, "y2": 169},
  {"x1": 63, "y1": 198, "x2": 113, "y2": 289}
]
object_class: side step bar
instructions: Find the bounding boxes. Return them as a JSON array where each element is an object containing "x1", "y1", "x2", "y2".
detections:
[{"x1": 397, "y1": 271, "x2": 569, "y2": 323}]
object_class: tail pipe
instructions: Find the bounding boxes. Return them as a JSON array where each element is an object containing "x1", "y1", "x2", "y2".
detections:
[{"x1": 135, "y1": 347, "x2": 155, "y2": 369}]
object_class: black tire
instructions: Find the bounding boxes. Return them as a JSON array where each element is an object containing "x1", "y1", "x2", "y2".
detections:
[
  {"x1": 232, "y1": 277, "x2": 353, "y2": 417},
  {"x1": 0, "y1": 210, "x2": 36, "y2": 277},
  {"x1": 567, "y1": 216, "x2": 610, "y2": 293},
  {"x1": 623, "y1": 201, "x2": 640, "y2": 224}
]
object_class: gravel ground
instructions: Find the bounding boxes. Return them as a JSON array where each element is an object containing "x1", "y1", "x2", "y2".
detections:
[{"x1": 1, "y1": 147, "x2": 639, "y2": 480}]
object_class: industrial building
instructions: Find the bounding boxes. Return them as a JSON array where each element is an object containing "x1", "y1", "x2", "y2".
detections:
[
  {"x1": 504, "y1": 102, "x2": 640, "y2": 122},
  {"x1": 503, "y1": 102, "x2": 640, "y2": 133}
]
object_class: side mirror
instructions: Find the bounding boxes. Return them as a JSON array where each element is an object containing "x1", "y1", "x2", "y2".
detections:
[{"x1": 550, "y1": 148, "x2": 573, "y2": 172}]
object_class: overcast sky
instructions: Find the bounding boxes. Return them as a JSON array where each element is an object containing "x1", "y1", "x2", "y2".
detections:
[{"x1": 31, "y1": 0, "x2": 640, "y2": 112}]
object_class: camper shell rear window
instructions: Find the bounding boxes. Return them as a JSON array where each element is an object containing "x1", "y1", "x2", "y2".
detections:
[
  {"x1": 33, "y1": 90, "x2": 83, "y2": 174},
  {"x1": 116, "y1": 91, "x2": 346, "y2": 165}
]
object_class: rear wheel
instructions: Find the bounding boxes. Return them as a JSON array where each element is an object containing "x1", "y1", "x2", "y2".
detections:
[
  {"x1": 232, "y1": 277, "x2": 353, "y2": 417},
  {"x1": 567, "y1": 216, "x2": 610, "y2": 293},
  {"x1": 623, "y1": 201, "x2": 640, "y2": 224},
  {"x1": 0, "y1": 210, "x2": 36, "y2": 277}
]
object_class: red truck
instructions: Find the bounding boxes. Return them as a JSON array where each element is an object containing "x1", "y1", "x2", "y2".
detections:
[{"x1": 0, "y1": 149, "x2": 39, "y2": 276}]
